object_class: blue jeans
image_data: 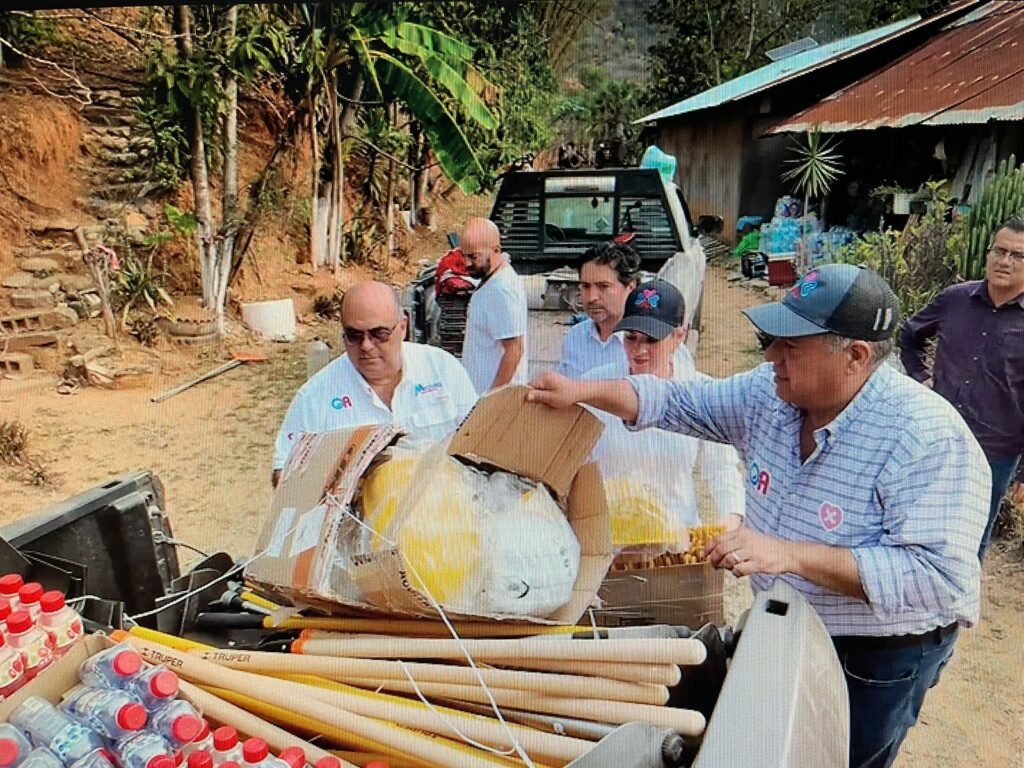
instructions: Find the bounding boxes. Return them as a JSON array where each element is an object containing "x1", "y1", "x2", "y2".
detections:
[
  {"x1": 834, "y1": 626, "x2": 958, "y2": 768},
  {"x1": 979, "y1": 453, "x2": 1021, "y2": 560}
]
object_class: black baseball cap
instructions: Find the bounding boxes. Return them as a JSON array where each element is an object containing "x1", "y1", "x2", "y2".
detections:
[
  {"x1": 614, "y1": 279, "x2": 686, "y2": 341},
  {"x1": 743, "y1": 263, "x2": 900, "y2": 341}
]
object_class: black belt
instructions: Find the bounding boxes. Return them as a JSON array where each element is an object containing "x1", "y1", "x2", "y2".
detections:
[{"x1": 832, "y1": 623, "x2": 957, "y2": 652}]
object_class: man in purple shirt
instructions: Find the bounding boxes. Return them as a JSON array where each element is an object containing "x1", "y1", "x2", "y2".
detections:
[{"x1": 900, "y1": 215, "x2": 1024, "y2": 558}]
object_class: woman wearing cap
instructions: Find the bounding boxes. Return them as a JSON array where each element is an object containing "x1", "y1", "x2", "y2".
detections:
[
  {"x1": 528, "y1": 263, "x2": 990, "y2": 768},
  {"x1": 585, "y1": 279, "x2": 744, "y2": 557}
]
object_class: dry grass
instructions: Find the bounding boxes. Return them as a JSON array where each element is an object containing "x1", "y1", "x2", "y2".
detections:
[{"x1": 0, "y1": 419, "x2": 51, "y2": 486}]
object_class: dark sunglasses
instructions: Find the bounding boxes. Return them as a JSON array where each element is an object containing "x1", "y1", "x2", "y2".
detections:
[
  {"x1": 343, "y1": 323, "x2": 399, "y2": 345},
  {"x1": 755, "y1": 330, "x2": 777, "y2": 351}
]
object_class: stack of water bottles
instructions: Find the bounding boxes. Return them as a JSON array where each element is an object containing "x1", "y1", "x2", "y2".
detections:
[
  {"x1": 0, "y1": 574, "x2": 86, "y2": 699},
  {"x1": 1, "y1": 640, "x2": 354, "y2": 768},
  {"x1": 759, "y1": 197, "x2": 805, "y2": 256}
]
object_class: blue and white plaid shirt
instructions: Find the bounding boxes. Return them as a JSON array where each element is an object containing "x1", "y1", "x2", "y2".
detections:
[{"x1": 629, "y1": 362, "x2": 990, "y2": 636}]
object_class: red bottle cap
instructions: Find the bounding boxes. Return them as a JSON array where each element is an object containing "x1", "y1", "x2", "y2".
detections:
[
  {"x1": 0, "y1": 602, "x2": 11, "y2": 621},
  {"x1": 278, "y1": 748, "x2": 305, "y2": 768},
  {"x1": 364, "y1": 762, "x2": 391, "y2": 768},
  {"x1": 313, "y1": 759, "x2": 342, "y2": 768},
  {"x1": 213, "y1": 726, "x2": 238, "y2": 751},
  {"x1": 147, "y1": 757, "x2": 176, "y2": 768},
  {"x1": 117, "y1": 702, "x2": 148, "y2": 731},
  {"x1": 0, "y1": 739, "x2": 21, "y2": 767},
  {"x1": 18, "y1": 583, "x2": 43, "y2": 605},
  {"x1": 187, "y1": 752, "x2": 214, "y2": 768},
  {"x1": 171, "y1": 716, "x2": 203, "y2": 744},
  {"x1": 241, "y1": 739, "x2": 269, "y2": 764},
  {"x1": 111, "y1": 649, "x2": 143, "y2": 677},
  {"x1": 0, "y1": 575, "x2": 23, "y2": 596},
  {"x1": 6, "y1": 610, "x2": 32, "y2": 635},
  {"x1": 173, "y1": 753, "x2": 184, "y2": 768},
  {"x1": 149, "y1": 670, "x2": 179, "y2": 698},
  {"x1": 39, "y1": 591, "x2": 66, "y2": 613},
  {"x1": 221, "y1": 763, "x2": 241, "y2": 768}
]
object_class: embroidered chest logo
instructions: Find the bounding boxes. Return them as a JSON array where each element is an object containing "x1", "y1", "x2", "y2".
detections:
[
  {"x1": 748, "y1": 462, "x2": 771, "y2": 495},
  {"x1": 635, "y1": 289, "x2": 660, "y2": 311},
  {"x1": 414, "y1": 381, "x2": 444, "y2": 396},
  {"x1": 331, "y1": 396, "x2": 354, "y2": 410},
  {"x1": 819, "y1": 501, "x2": 844, "y2": 531}
]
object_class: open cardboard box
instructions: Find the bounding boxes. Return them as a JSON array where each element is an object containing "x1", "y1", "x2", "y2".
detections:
[
  {"x1": 0, "y1": 635, "x2": 108, "y2": 723},
  {"x1": 593, "y1": 562, "x2": 725, "y2": 628},
  {"x1": 245, "y1": 386, "x2": 614, "y2": 625}
]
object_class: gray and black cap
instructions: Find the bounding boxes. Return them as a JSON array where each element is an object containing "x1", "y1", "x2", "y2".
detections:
[{"x1": 743, "y1": 263, "x2": 900, "y2": 342}]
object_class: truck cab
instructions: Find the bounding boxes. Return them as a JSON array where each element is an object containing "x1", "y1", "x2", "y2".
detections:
[{"x1": 403, "y1": 166, "x2": 707, "y2": 371}]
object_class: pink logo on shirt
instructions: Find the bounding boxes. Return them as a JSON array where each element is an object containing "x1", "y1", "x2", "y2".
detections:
[{"x1": 819, "y1": 501, "x2": 844, "y2": 531}]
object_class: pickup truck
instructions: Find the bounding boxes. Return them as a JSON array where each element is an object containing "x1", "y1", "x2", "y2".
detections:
[
  {"x1": 402, "y1": 167, "x2": 708, "y2": 374},
  {"x1": 1, "y1": 472, "x2": 849, "y2": 768}
]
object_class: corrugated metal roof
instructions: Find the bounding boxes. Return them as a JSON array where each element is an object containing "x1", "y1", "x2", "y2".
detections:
[
  {"x1": 636, "y1": 17, "x2": 920, "y2": 123},
  {"x1": 769, "y1": 1, "x2": 1024, "y2": 133}
]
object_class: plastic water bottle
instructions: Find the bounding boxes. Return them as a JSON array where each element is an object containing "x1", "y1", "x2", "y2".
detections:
[
  {"x1": 180, "y1": 722, "x2": 212, "y2": 759},
  {"x1": 149, "y1": 701, "x2": 203, "y2": 749},
  {"x1": 0, "y1": 600, "x2": 12, "y2": 636},
  {"x1": 127, "y1": 666, "x2": 179, "y2": 712},
  {"x1": 240, "y1": 740, "x2": 272, "y2": 768},
  {"x1": 276, "y1": 749, "x2": 304, "y2": 768},
  {"x1": 16, "y1": 585, "x2": 43, "y2": 623},
  {"x1": 37, "y1": 593, "x2": 84, "y2": 658},
  {"x1": 78, "y1": 644, "x2": 143, "y2": 689},
  {"x1": 6, "y1": 611, "x2": 54, "y2": 682},
  {"x1": 20, "y1": 751, "x2": 62, "y2": 768},
  {"x1": 0, "y1": 631, "x2": 26, "y2": 699},
  {"x1": 306, "y1": 338, "x2": 331, "y2": 380},
  {"x1": 186, "y1": 753, "x2": 213, "y2": 768},
  {"x1": 210, "y1": 728, "x2": 242, "y2": 767},
  {"x1": 68, "y1": 751, "x2": 116, "y2": 768},
  {"x1": 0, "y1": 575, "x2": 24, "y2": 612},
  {"x1": 9, "y1": 697, "x2": 104, "y2": 766},
  {"x1": 61, "y1": 685, "x2": 148, "y2": 740},
  {"x1": 0, "y1": 724, "x2": 32, "y2": 768},
  {"x1": 114, "y1": 733, "x2": 175, "y2": 768}
]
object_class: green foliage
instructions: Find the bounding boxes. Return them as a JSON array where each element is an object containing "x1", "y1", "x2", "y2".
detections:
[
  {"x1": 354, "y1": 107, "x2": 410, "y2": 205},
  {"x1": 961, "y1": 154, "x2": 1024, "y2": 279},
  {"x1": 556, "y1": 66, "x2": 650, "y2": 160},
  {"x1": 164, "y1": 204, "x2": 197, "y2": 236},
  {"x1": 781, "y1": 129, "x2": 844, "y2": 201},
  {"x1": 837, "y1": 182, "x2": 961, "y2": 318},
  {"x1": 0, "y1": 11, "x2": 60, "y2": 55},
  {"x1": 111, "y1": 253, "x2": 174, "y2": 326}
]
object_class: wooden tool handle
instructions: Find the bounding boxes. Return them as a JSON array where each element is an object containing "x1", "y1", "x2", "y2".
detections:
[{"x1": 296, "y1": 636, "x2": 707, "y2": 666}]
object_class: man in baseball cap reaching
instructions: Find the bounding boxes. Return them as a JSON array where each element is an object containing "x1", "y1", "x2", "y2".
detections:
[{"x1": 528, "y1": 263, "x2": 990, "y2": 768}]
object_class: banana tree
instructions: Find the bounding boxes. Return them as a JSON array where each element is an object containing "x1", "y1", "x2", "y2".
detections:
[{"x1": 302, "y1": 2, "x2": 497, "y2": 271}]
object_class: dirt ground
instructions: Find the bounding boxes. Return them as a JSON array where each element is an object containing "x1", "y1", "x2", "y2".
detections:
[{"x1": 2, "y1": 233, "x2": 1023, "y2": 764}]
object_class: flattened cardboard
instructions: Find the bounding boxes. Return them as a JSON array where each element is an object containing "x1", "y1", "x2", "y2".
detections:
[
  {"x1": 594, "y1": 562, "x2": 725, "y2": 628},
  {"x1": 245, "y1": 385, "x2": 613, "y2": 624}
]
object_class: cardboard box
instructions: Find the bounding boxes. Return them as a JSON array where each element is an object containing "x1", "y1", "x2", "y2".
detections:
[
  {"x1": 592, "y1": 562, "x2": 724, "y2": 628},
  {"x1": 246, "y1": 386, "x2": 613, "y2": 624},
  {"x1": 0, "y1": 635, "x2": 108, "y2": 722}
]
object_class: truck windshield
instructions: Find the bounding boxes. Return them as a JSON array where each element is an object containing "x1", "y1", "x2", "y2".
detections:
[{"x1": 543, "y1": 196, "x2": 614, "y2": 243}]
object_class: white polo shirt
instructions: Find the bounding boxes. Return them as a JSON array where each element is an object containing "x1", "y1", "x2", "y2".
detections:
[
  {"x1": 272, "y1": 342, "x2": 478, "y2": 470},
  {"x1": 555, "y1": 318, "x2": 624, "y2": 379},
  {"x1": 461, "y1": 260, "x2": 528, "y2": 393},
  {"x1": 585, "y1": 349, "x2": 745, "y2": 527}
]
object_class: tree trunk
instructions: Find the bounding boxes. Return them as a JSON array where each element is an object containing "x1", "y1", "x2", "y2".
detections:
[
  {"x1": 174, "y1": 6, "x2": 216, "y2": 317},
  {"x1": 326, "y1": 69, "x2": 343, "y2": 276},
  {"x1": 308, "y1": 86, "x2": 322, "y2": 268},
  {"x1": 214, "y1": 5, "x2": 239, "y2": 337},
  {"x1": 383, "y1": 102, "x2": 397, "y2": 269}
]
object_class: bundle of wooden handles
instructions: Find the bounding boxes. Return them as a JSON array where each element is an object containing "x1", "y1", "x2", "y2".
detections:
[{"x1": 116, "y1": 628, "x2": 708, "y2": 768}]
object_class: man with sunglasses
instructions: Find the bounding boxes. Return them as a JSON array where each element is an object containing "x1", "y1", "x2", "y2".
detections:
[
  {"x1": 271, "y1": 281, "x2": 477, "y2": 487},
  {"x1": 900, "y1": 215, "x2": 1024, "y2": 559},
  {"x1": 584, "y1": 279, "x2": 745, "y2": 542},
  {"x1": 527, "y1": 263, "x2": 989, "y2": 768},
  {"x1": 459, "y1": 218, "x2": 529, "y2": 394}
]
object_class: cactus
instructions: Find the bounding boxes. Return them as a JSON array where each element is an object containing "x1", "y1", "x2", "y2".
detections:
[{"x1": 963, "y1": 154, "x2": 1024, "y2": 279}]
